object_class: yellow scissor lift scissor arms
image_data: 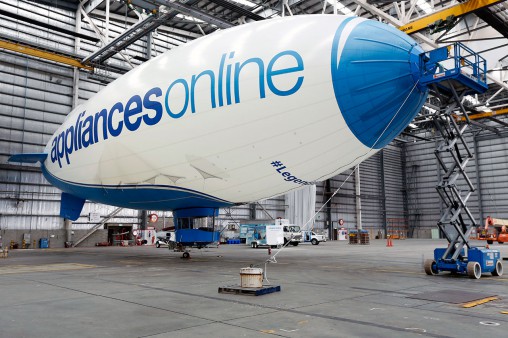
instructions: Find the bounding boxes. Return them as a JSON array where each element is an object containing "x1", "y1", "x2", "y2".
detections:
[{"x1": 399, "y1": 0, "x2": 506, "y2": 34}]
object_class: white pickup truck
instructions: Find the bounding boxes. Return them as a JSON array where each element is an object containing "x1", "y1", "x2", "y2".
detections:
[
  {"x1": 302, "y1": 230, "x2": 327, "y2": 245},
  {"x1": 283, "y1": 225, "x2": 303, "y2": 246},
  {"x1": 310, "y1": 232, "x2": 326, "y2": 245}
]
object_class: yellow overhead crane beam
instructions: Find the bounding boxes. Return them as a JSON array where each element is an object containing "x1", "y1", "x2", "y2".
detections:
[
  {"x1": 0, "y1": 39, "x2": 93, "y2": 71},
  {"x1": 457, "y1": 107, "x2": 508, "y2": 121},
  {"x1": 399, "y1": 0, "x2": 506, "y2": 34}
]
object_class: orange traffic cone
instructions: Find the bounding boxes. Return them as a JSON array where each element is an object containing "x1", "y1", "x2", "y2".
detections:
[{"x1": 386, "y1": 236, "x2": 393, "y2": 247}]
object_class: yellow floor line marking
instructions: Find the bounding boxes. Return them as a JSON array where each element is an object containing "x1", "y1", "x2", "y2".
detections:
[
  {"x1": 462, "y1": 297, "x2": 498, "y2": 308},
  {"x1": 117, "y1": 260, "x2": 144, "y2": 265},
  {"x1": 260, "y1": 330, "x2": 275, "y2": 334},
  {"x1": 0, "y1": 263, "x2": 97, "y2": 275}
]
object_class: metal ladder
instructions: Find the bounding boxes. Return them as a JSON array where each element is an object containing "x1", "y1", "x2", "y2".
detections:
[{"x1": 72, "y1": 207, "x2": 123, "y2": 247}]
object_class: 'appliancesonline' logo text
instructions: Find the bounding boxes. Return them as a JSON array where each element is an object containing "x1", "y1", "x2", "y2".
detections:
[{"x1": 50, "y1": 50, "x2": 305, "y2": 168}]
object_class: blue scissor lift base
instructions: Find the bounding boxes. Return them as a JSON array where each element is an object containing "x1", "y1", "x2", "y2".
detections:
[{"x1": 426, "y1": 247, "x2": 502, "y2": 278}]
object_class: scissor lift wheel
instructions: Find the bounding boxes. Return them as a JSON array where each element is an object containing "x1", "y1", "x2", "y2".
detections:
[
  {"x1": 467, "y1": 261, "x2": 481, "y2": 279},
  {"x1": 492, "y1": 260, "x2": 503, "y2": 277},
  {"x1": 424, "y1": 259, "x2": 438, "y2": 275}
]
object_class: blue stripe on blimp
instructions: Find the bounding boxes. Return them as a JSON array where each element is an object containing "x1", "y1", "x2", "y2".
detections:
[
  {"x1": 331, "y1": 19, "x2": 428, "y2": 149},
  {"x1": 41, "y1": 165, "x2": 234, "y2": 211}
]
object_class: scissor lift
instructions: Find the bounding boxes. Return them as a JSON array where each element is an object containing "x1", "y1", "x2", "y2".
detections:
[{"x1": 419, "y1": 43, "x2": 503, "y2": 279}]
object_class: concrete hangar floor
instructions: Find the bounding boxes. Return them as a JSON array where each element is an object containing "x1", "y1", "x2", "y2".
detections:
[{"x1": 1, "y1": 239, "x2": 507, "y2": 337}]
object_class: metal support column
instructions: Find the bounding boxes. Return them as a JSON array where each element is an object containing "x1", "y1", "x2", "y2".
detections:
[
  {"x1": 140, "y1": 210, "x2": 148, "y2": 231},
  {"x1": 355, "y1": 165, "x2": 362, "y2": 230},
  {"x1": 325, "y1": 179, "x2": 333, "y2": 239},
  {"x1": 249, "y1": 203, "x2": 256, "y2": 220},
  {"x1": 380, "y1": 150, "x2": 387, "y2": 237},
  {"x1": 403, "y1": 144, "x2": 421, "y2": 239},
  {"x1": 64, "y1": 218, "x2": 72, "y2": 246},
  {"x1": 146, "y1": 32, "x2": 152, "y2": 60},
  {"x1": 105, "y1": 0, "x2": 110, "y2": 43},
  {"x1": 473, "y1": 135, "x2": 484, "y2": 223}
]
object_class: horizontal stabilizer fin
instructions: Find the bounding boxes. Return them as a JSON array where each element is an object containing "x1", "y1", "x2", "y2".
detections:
[
  {"x1": 60, "y1": 192, "x2": 85, "y2": 221},
  {"x1": 8, "y1": 153, "x2": 48, "y2": 164}
]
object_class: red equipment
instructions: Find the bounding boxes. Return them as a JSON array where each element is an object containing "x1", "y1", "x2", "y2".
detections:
[{"x1": 477, "y1": 216, "x2": 508, "y2": 244}]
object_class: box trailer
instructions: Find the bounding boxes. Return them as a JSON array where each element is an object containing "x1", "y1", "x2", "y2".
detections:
[{"x1": 245, "y1": 224, "x2": 284, "y2": 248}]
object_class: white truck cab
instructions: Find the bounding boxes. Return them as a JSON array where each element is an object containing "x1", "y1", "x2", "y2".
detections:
[{"x1": 275, "y1": 219, "x2": 303, "y2": 246}]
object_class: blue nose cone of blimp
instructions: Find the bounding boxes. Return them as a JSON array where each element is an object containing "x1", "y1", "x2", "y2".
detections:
[{"x1": 331, "y1": 18, "x2": 428, "y2": 149}]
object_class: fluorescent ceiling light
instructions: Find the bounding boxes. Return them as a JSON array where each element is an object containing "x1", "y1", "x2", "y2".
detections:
[
  {"x1": 326, "y1": 1, "x2": 354, "y2": 16},
  {"x1": 230, "y1": 0, "x2": 257, "y2": 8},
  {"x1": 416, "y1": 0, "x2": 433, "y2": 15}
]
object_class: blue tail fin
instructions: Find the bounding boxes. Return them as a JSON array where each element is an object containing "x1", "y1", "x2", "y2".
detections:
[{"x1": 60, "y1": 192, "x2": 85, "y2": 221}]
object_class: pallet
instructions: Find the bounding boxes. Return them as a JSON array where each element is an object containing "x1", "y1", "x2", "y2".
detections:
[{"x1": 218, "y1": 284, "x2": 281, "y2": 296}]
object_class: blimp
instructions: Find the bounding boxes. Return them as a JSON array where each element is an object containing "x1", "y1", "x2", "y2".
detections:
[{"x1": 10, "y1": 15, "x2": 429, "y2": 246}]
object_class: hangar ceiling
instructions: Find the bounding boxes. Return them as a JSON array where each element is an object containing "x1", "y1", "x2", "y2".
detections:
[{"x1": 1, "y1": 0, "x2": 507, "y2": 136}]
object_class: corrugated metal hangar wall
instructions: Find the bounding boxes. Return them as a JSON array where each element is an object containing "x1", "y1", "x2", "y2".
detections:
[
  {"x1": 404, "y1": 126, "x2": 508, "y2": 238},
  {"x1": 2, "y1": 0, "x2": 508, "y2": 246},
  {"x1": 1, "y1": 0, "x2": 145, "y2": 235}
]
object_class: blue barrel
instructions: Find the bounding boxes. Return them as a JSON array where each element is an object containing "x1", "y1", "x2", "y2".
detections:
[{"x1": 39, "y1": 238, "x2": 49, "y2": 249}]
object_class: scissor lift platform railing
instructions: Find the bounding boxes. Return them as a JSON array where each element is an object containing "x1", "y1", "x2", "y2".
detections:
[{"x1": 420, "y1": 42, "x2": 488, "y2": 95}]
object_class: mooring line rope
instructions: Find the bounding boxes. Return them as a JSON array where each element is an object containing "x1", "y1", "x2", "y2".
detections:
[{"x1": 259, "y1": 80, "x2": 421, "y2": 270}]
